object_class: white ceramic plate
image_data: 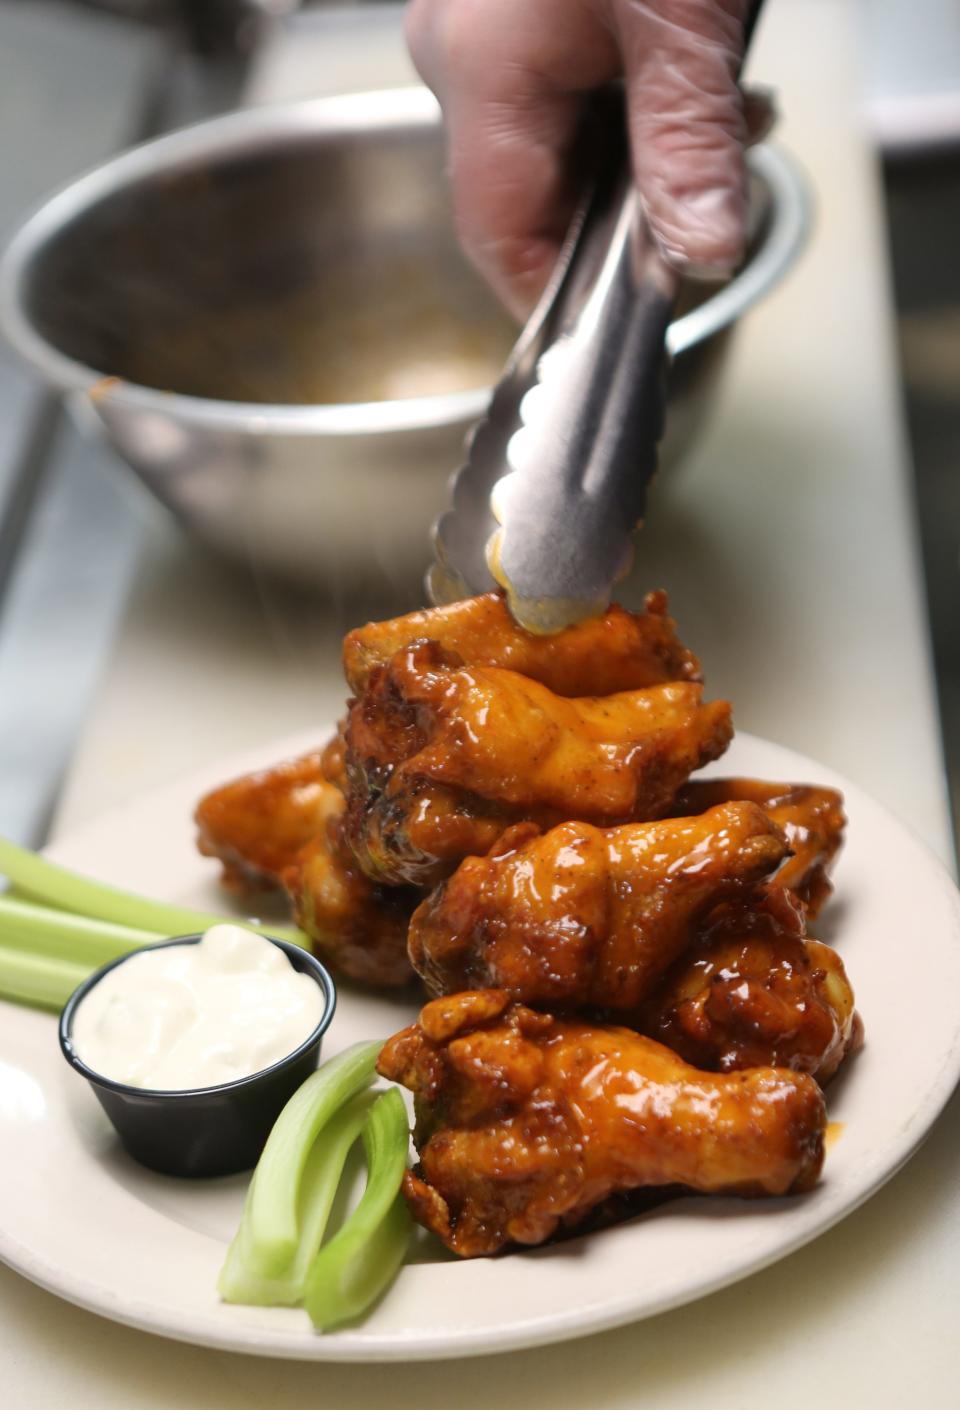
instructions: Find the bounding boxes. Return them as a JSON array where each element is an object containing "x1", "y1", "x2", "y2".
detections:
[{"x1": 1, "y1": 729, "x2": 959, "y2": 1362}]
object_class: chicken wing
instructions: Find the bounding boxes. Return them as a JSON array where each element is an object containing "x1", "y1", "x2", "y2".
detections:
[
  {"x1": 378, "y1": 990, "x2": 826, "y2": 1257},
  {"x1": 641, "y1": 888, "x2": 861, "y2": 1081},
  {"x1": 282, "y1": 807, "x2": 417, "y2": 988},
  {"x1": 343, "y1": 642, "x2": 733, "y2": 887},
  {"x1": 343, "y1": 588, "x2": 700, "y2": 697},
  {"x1": 194, "y1": 730, "x2": 419, "y2": 985},
  {"x1": 408, "y1": 802, "x2": 788, "y2": 1011},
  {"x1": 671, "y1": 778, "x2": 845, "y2": 918},
  {"x1": 195, "y1": 748, "x2": 341, "y2": 892}
]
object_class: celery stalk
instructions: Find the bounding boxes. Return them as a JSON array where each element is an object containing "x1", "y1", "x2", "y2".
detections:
[
  {"x1": 218, "y1": 1091, "x2": 374, "y2": 1306},
  {"x1": 0, "y1": 895, "x2": 155, "y2": 967},
  {"x1": 307, "y1": 1192, "x2": 411, "y2": 1331},
  {"x1": 0, "y1": 892, "x2": 154, "y2": 1010},
  {"x1": 0, "y1": 946, "x2": 89, "y2": 1011},
  {"x1": 304, "y1": 1088, "x2": 412, "y2": 1331},
  {"x1": 0, "y1": 835, "x2": 309, "y2": 948},
  {"x1": 245, "y1": 1040, "x2": 383, "y2": 1277}
]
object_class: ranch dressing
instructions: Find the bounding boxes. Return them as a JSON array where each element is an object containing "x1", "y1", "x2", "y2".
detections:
[{"x1": 71, "y1": 924, "x2": 324, "y2": 1090}]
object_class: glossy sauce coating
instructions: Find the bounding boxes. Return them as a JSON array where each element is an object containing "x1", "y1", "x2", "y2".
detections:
[
  {"x1": 344, "y1": 641, "x2": 733, "y2": 887},
  {"x1": 409, "y1": 802, "x2": 788, "y2": 1010},
  {"x1": 672, "y1": 778, "x2": 846, "y2": 918},
  {"x1": 378, "y1": 991, "x2": 827, "y2": 1257},
  {"x1": 283, "y1": 810, "x2": 417, "y2": 988},
  {"x1": 641, "y1": 887, "x2": 861, "y2": 1081},
  {"x1": 194, "y1": 749, "x2": 341, "y2": 892},
  {"x1": 343, "y1": 588, "x2": 701, "y2": 696},
  {"x1": 194, "y1": 738, "x2": 420, "y2": 987}
]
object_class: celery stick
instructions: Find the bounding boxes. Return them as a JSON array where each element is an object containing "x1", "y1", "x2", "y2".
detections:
[
  {"x1": 0, "y1": 895, "x2": 155, "y2": 968},
  {"x1": 0, "y1": 835, "x2": 309, "y2": 948},
  {"x1": 218, "y1": 1091, "x2": 374, "y2": 1306},
  {"x1": 308, "y1": 1190, "x2": 408, "y2": 1331},
  {"x1": 307, "y1": 1193, "x2": 411, "y2": 1332},
  {"x1": 0, "y1": 946, "x2": 89, "y2": 1012},
  {"x1": 305, "y1": 1088, "x2": 412, "y2": 1331},
  {"x1": 245, "y1": 1040, "x2": 383, "y2": 1277}
]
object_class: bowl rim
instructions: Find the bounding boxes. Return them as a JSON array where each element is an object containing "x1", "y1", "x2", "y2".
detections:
[
  {"x1": 58, "y1": 932, "x2": 337, "y2": 1099},
  {"x1": 0, "y1": 86, "x2": 811, "y2": 437}
]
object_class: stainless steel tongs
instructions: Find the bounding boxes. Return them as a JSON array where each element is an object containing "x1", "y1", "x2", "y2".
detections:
[
  {"x1": 427, "y1": 2, "x2": 764, "y2": 634},
  {"x1": 427, "y1": 93, "x2": 678, "y2": 634}
]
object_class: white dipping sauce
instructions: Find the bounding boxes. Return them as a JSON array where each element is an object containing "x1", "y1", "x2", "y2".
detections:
[{"x1": 71, "y1": 924, "x2": 325, "y2": 1090}]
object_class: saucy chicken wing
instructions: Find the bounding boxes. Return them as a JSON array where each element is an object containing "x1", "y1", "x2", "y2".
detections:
[
  {"x1": 641, "y1": 887, "x2": 860, "y2": 1081},
  {"x1": 344, "y1": 642, "x2": 733, "y2": 887},
  {"x1": 672, "y1": 778, "x2": 845, "y2": 918},
  {"x1": 283, "y1": 807, "x2": 417, "y2": 988},
  {"x1": 343, "y1": 588, "x2": 700, "y2": 697},
  {"x1": 378, "y1": 990, "x2": 826, "y2": 1257},
  {"x1": 195, "y1": 749, "x2": 341, "y2": 892},
  {"x1": 408, "y1": 802, "x2": 788, "y2": 1011},
  {"x1": 195, "y1": 734, "x2": 419, "y2": 985}
]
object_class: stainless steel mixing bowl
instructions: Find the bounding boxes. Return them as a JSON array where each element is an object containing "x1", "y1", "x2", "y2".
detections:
[{"x1": 0, "y1": 87, "x2": 809, "y2": 589}]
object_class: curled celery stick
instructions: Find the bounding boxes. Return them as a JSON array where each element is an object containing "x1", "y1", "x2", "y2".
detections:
[
  {"x1": 0, "y1": 895, "x2": 155, "y2": 967},
  {"x1": 246, "y1": 1040, "x2": 383, "y2": 1277},
  {"x1": 0, "y1": 835, "x2": 309, "y2": 948},
  {"x1": 219, "y1": 1091, "x2": 374, "y2": 1306},
  {"x1": 305, "y1": 1088, "x2": 412, "y2": 1332},
  {"x1": 307, "y1": 1193, "x2": 411, "y2": 1333},
  {"x1": 0, "y1": 945, "x2": 89, "y2": 1011}
]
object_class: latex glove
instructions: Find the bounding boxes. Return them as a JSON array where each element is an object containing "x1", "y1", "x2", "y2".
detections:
[{"x1": 406, "y1": 0, "x2": 772, "y2": 318}]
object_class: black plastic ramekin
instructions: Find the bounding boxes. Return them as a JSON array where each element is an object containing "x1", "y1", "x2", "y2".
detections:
[{"x1": 59, "y1": 934, "x2": 336, "y2": 1178}]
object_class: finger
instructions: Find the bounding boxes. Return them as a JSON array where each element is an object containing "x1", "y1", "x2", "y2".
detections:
[
  {"x1": 406, "y1": 0, "x2": 619, "y2": 317},
  {"x1": 444, "y1": 85, "x2": 585, "y2": 318},
  {"x1": 615, "y1": 0, "x2": 751, "y2": 278},
  {"x1": 404, "y1": 0, "x2": 451, "y2": 100}
]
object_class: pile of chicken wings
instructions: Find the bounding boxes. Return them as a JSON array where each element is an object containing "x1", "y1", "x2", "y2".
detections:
[{"x1": 196, "y1": 591, "x2": 861, "y2": 1257}]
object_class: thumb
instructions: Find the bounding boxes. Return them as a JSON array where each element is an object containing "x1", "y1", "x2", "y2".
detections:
[{"x1": 614, "y1": 0, "x2": 752, "y2": 277}]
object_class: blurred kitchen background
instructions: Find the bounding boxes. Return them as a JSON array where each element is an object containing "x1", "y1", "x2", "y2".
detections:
[{"x1": 1, "y1": 0, "x2": 958, "y2": 854}]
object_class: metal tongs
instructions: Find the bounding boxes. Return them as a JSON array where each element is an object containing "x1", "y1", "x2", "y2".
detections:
[
  {"x1": 427, "y1": 92, "x2": 677, "y2": 635},
  {"x1": 428, "y1": 3, "x2": 764, "y2": 634}
]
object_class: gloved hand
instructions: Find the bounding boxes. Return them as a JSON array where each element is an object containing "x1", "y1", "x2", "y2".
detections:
[{"x1": 406, "y1": 0, "x2": 772, "y2": 317}]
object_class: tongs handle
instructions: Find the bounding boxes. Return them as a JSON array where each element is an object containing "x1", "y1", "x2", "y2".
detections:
[
  {"x1": 485, "y1": 95, "x2": 676, "y2": 632},
  {"x1": 428, "y1": 94, "x2": 644, "y2": 617}
]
